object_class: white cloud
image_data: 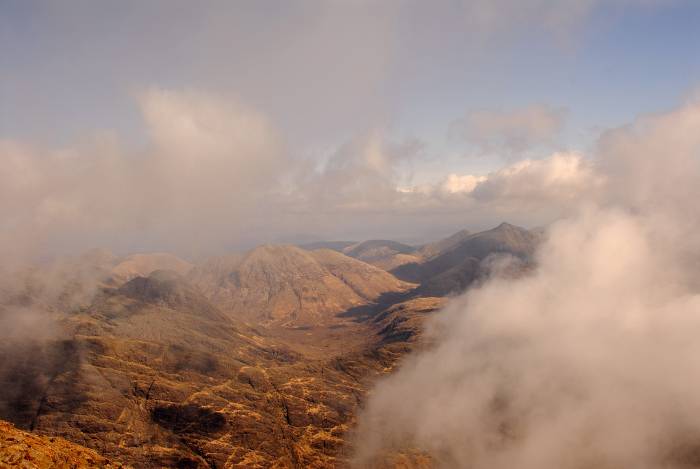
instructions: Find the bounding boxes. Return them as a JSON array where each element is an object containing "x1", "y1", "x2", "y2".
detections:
[
  {"x1": 0, "y1": 93, "x2": 599, "y2": 261},
  {"x1": 471, "y1": 152, "x2": 600, "y2": 202},
  {"x1": 4, "y1": 88, "x2": 695, "y2": 261},
  {"x1": 354, "y1": 96, "x2": 700, "y2": 468},
  {"x1": 441, "y1": 174, "x2": 488, "y2": 194}
]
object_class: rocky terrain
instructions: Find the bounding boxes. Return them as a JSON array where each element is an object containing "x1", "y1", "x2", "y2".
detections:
[
  {"x1": 188, "y1": 245, "x2": 414, "y2": 327},
  {"x1": 0, "y1": 223, "x2": 537, "y2": 468},
  {"x1": 0, "y1": 419, "x2": 128, "y2": 468}
]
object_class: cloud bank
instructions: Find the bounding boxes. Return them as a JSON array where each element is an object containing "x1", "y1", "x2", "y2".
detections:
[
  {"x1": 0, "y1": 87, "x2": 600, "y2": 262},
  {"x1": 353, "y1": 97, "x2": 700, "y2": 467}
]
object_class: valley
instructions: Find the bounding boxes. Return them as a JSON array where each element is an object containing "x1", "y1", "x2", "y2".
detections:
[{"x1": 0, "y1": 223, "x2": 537, "y2": 468}]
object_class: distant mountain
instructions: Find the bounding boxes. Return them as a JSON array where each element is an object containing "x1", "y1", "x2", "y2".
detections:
[
  {"x1": 109, "y1": 253, "x2": 193, "y2": 284},
  {"x1": 298, "y1": 240, "x2": 356, "y2": 251},
  {"x1": 299, "y1": 239, "x2": 422, "y2": 271},
  {"x1": 393, "y1": 223, "x2": 540, "y2": 295},
  {"x1": 342, "y1": 240, "x2": 416, "y2": 259},
  {"x1": 416, "y1": 229, "x2": 471, "y2": 260},
  {"x1": 188, "y1": 245, "x2": 414, "y2": 326},
  {"x1": 340, "y1": 240, "x2": 421, "y2": 270},
  {"x1": 115, "y1": 269, "x2": 227, "y2": 322}
]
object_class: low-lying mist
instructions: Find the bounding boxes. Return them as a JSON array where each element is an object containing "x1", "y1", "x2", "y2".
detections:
[{"x1": 353, "y1": 98, "x2": 700, "y2": 468}]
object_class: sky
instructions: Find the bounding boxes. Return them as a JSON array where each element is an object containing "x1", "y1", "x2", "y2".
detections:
[{"x1": 1, "y1": 0, "x2": 700, "y2": 259}]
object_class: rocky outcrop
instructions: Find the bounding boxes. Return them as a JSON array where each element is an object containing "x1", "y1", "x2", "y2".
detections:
[{"x1": 0, "y1": 419, "x2": 128, "y2": 468}]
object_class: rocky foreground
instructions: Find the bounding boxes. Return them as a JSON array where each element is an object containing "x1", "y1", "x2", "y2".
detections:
[{"x1": 0, "y1": 420, "x2": 128, "y2": 468}]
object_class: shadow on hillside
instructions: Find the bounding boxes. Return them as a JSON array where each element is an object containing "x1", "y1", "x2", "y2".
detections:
[
  {"x1": 0, "y1": 338, "x2": 87, "y2": 431},
  {"x1": 336, "y1": 289, "x2": 419, "y2": 322}
]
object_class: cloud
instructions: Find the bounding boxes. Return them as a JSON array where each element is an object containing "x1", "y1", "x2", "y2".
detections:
[
  {"x1": 470, "y1": 152, "x2": 600, "y2": 204},
  {"x1": 440, "y1": 174, "x2": 488, "y2": 194},
  {"x1": 0, "y1": 94, "x2": 598, "y2": 261},
  {"x1": 392, "y1": 152, "x2": 598, "y2": 231},
  {"x1": 449, "y1": 105, "x2": 567, "y2": 156},
  {"x1": 2, "y1": 84, "x2": 691, "y2": 262},
  {"x1": 297, "y1": 132, "x2": 425, "y2": 212},
  {"x1": 0, "y1": 88, "x2": 289, "y2": 261},
  {"x1": 353, "y1": 97, "x2": 700, "y2": 467}
]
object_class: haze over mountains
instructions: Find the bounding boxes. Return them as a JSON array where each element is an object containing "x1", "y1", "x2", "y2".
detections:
[
  {"x1": 3, "y1": 1, "x2": 700, "y2": 467},
  {"x1": 0, "y1": 223, "x2": 536, "y2": 467}
]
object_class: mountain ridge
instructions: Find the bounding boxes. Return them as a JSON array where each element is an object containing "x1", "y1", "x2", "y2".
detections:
[
  {"x1": 188, "y1": 244, "x2": 415, "y2": 326},
  {"x1": 0, "y1": 222, "x2": 541, "y2": 468}
]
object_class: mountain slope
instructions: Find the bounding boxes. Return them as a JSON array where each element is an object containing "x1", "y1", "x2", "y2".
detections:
[
  {"x1": 0, "y1": 419, "x2": 128, "y2": 468},
  {"x1": 0, "y1": 267, "x2": 439, "y2": 468},
  {"x1": 298, "y1": 241, "x2": 356, "y2": 252},
  {"x1": 340, "y1": 240, "x2": 421, "y2": 271},
  {"x1": 393, "y1": 223, "x2": 540, "y2": 295},
  {"x1": 416, "y1": 229, "x2": 471, "y2": 260},
  {"x1": 0, "y1": 226, "x2": 540, "y2": 468},
  {"x1": 188, "y1": 245, "x2": 414, "y2": 326},
  {"x1": 2, "y1": 270, "x2": 317, "y2": 468},
  {"x1": 109, "y1": 253, "x2": 193, "y2": 284}
]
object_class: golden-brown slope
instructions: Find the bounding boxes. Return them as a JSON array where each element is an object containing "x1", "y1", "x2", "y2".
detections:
[
  {"x1": 188, "y1": 245, "x2": 414, "y2": 327},
  {"x1": 0, "y1": 268, "x2": 442, "y2": 468},
  {"x1": 0, "y1": 419, "x2": 128, "y2": 468}
]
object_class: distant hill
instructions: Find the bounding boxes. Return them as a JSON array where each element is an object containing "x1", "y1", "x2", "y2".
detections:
[
  {"x1": 299, "y1": 239, "x2": 422, "y2": 271},
  {"x1": 188, "y1": 245, "x2": 414, "y2": 326},
  {"x1": 298, "y1": 240, "x2": 356, "y2": 251},
  {"x1": 340, "y1": 240, "x2": 421, "y2": 270},
  {"x1": 416, "y1": 229, "x2": 471, "y2": 260},
  {"x1": 109, "y1": 253, "x2": 193, "y2": 284},
  {"x1": 393, "y1": 223, "x2": 540, "y2": 296},
  {"x1": 342, "y1": 240, "x2": 416, "y2": 259}
]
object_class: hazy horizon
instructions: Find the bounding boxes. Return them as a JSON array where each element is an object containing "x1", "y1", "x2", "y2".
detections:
[{"x1": 3, "y1": 0, "x2": 700, "y2": 263}]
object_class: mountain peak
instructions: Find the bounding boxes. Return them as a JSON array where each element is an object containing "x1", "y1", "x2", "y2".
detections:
[
  {"x1": 117, "y1": 270, "x2": 187, "y2": 303},
  {"x1": 109, "y1": 252, "x2": 193, "y2": 284},
  {"x1": 494, "y1": 222, "x2": 518, "y2": 231},
  {"x1": 188, "y1": 246, "x2": 414, "y2": 326}
]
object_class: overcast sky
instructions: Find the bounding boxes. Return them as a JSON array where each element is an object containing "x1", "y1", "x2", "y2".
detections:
[{"x1": 1, "y1": 0, "x2": 700, "y2": 259}]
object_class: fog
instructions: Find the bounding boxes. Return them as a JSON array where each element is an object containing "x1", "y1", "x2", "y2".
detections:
[{"x1": 353, "y1": 98, "x2": 700, "y2": 467}]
